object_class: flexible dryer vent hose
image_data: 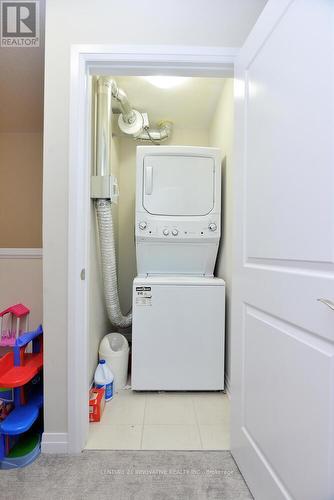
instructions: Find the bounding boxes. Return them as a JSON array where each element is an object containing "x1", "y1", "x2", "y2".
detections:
[{"x1": 95, "y1": 199, "x2": 132, "y2": 328}]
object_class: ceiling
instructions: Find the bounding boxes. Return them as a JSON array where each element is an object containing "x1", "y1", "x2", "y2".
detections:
[
  {"x1": 112, "y1": 76, "x2": 225, "y2": 133},
  {"x1": 0, "y1": 0, "x2": 267, "y2": 133}
]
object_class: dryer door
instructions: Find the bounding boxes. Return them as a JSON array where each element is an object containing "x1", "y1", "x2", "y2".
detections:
[{"x1": 142, "y1": 155, "x2": 215, "y2": 216}]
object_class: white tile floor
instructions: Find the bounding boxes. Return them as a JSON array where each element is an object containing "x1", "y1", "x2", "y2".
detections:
[{"x1": 86, "y1": 389, "x2": 230, "y2": 450}]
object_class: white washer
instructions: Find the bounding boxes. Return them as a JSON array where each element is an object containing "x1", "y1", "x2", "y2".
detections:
[
  {"x1": 132, "y1": 276, "x2": 225, "y2": 391},
  {"x1": 136, "y1": 146, "x2": 221, "y2": 276}
]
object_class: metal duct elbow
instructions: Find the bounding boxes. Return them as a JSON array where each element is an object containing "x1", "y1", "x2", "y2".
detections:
[
  {"x1": 112, "y1": 85, "x2": 136, "y2": 125},
  {"x1": 97, "y1": 77, "x2": 136, "y2": 125},
  {"x1": 135, "y1": 121, "x2": 173, "y2": 143}
]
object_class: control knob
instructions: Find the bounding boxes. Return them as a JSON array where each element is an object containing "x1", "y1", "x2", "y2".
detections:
[
  {"x1": 172, "y1": 229, "x2": 179, "y2": 236},
  {"x1": 138, "y1": 221, "x2": 147, "y2": 230},
  {"x1": 163, "y1": 228, "x2": 170, "y2": 236},
  {"x1": 208, "y1": 222, "x2": 217, "y2": 231}
]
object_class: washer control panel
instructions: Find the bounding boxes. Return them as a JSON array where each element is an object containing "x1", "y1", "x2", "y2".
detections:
[{"x1": 136, "y1": 214, "x2": 220, "y2": 241}]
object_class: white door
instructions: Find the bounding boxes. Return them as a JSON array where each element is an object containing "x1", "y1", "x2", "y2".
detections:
[{"x1": 231, "y1": 1, "x2": 334, "y2": 499}]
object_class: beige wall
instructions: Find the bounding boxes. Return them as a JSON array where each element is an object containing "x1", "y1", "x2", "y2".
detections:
[
  {"x1": 0, "y1": 256, "x2": 43, "y2": 330},
  {"x1": 209, "y1": 79, "x2": 234, "y2": 385},
  {"x1": 117, "y1": 129, "x2": 210, "y2": 313},
  {"x1": 0, "y1": 134, "x2": 43, "y2": 343},
  {"x1": 43, "y1": 0, "x2": 264, "y2": 439},
  {"x1": 0, "y1": 133, "x2": 42, "y2": 247}
]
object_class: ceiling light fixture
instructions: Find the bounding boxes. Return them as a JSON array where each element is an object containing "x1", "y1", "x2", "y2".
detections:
[{"x1": 142, "y1": 76, "x2": 188, "y2": 89}]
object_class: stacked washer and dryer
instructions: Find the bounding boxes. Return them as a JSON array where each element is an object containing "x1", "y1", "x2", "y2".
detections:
[{"x1": 132, "y1": 146, "x2": 225, "y2": 391}]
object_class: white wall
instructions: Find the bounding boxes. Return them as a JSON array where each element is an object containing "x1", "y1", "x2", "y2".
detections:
[
  {"x1": 117, "y1": 129, "x2": 210, "y2": 313},
  {"x1": 209, "y1": 79, "x2": 234, "y2": 387},
  {"x1": 89, "y1": 209, "x2": 110, "y2": 383},
  {"x1": 43, "y1": 0, "x2": 266, "y2": 438},
  {"x1": 88, "y1": 102, "x2": 120, "y2": 383}
]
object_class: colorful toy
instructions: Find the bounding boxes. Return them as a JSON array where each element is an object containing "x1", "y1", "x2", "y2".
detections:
[
  {"x1": 0, "y1": 304, "x2": 30, "y2": 347},
  {"x1": 0, "y1": 325, "x2": 43, "y2": 469}
]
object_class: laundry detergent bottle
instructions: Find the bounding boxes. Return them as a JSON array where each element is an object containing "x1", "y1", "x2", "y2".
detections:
[{"x1": 94, "y1": 359, "x2": 114, "y2": 401}]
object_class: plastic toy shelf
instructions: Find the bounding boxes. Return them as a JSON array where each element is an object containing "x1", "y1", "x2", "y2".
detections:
[
  {"x1": 0, "y1": 405, "x2": 39, "y2": 436},
  {"x1": 0, "y1": 392, "x2": 43, "y2": 436},
  {"x1": 0, "y1": 351, "x2": 43, "y2": 388},
  {"x1": 0, "y1": 325, "x2": 43, "y2": 470},
  {"x1": 1, "y1": 431, "x2": 41, "y2": 469}
]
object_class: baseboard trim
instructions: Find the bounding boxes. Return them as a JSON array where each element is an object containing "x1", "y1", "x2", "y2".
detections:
[
  {"x1": 0, "y1": 248, "x2": 43, "y2": 259},
  {"x1": 41, "y1": 432, "x2": 68, "y2": 453},
  {"x1": 225, "y1": 374, "x2": 231, "y2": 400}
]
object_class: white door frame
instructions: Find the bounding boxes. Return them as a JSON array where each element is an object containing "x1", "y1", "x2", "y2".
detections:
[{"x1": 67, "y1": 44, "x2": 238, "y2": 453}]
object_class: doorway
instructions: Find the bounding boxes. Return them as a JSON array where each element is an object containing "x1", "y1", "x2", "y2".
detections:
[
  {"x1": 86, "y1": 74, "x2": 232, "y2": 450},
  {"x1": 67, "y1": 46, "x2": 237, "y2": 454}
]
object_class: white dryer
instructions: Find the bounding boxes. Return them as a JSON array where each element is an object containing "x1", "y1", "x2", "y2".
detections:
[{"x1": 135, "y1": 146, "x2": 221, "y2": 276}]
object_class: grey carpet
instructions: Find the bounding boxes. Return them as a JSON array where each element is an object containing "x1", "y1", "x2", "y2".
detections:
[{"x1": 0, "y1": 450, "x2": 253, "y2": 500}]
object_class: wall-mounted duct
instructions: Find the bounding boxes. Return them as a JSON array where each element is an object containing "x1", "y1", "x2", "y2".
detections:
[
  {"x1": 94, "y1": 76, "x2": 132, "y2": 328},
  {"x1": 93, "y1": 75, "x2": 173, "y2": 328}
]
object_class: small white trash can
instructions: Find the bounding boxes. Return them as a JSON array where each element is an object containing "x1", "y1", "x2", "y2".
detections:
[{"x1": 99, "y1": 333, "x2": 129, "y2": 393}]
